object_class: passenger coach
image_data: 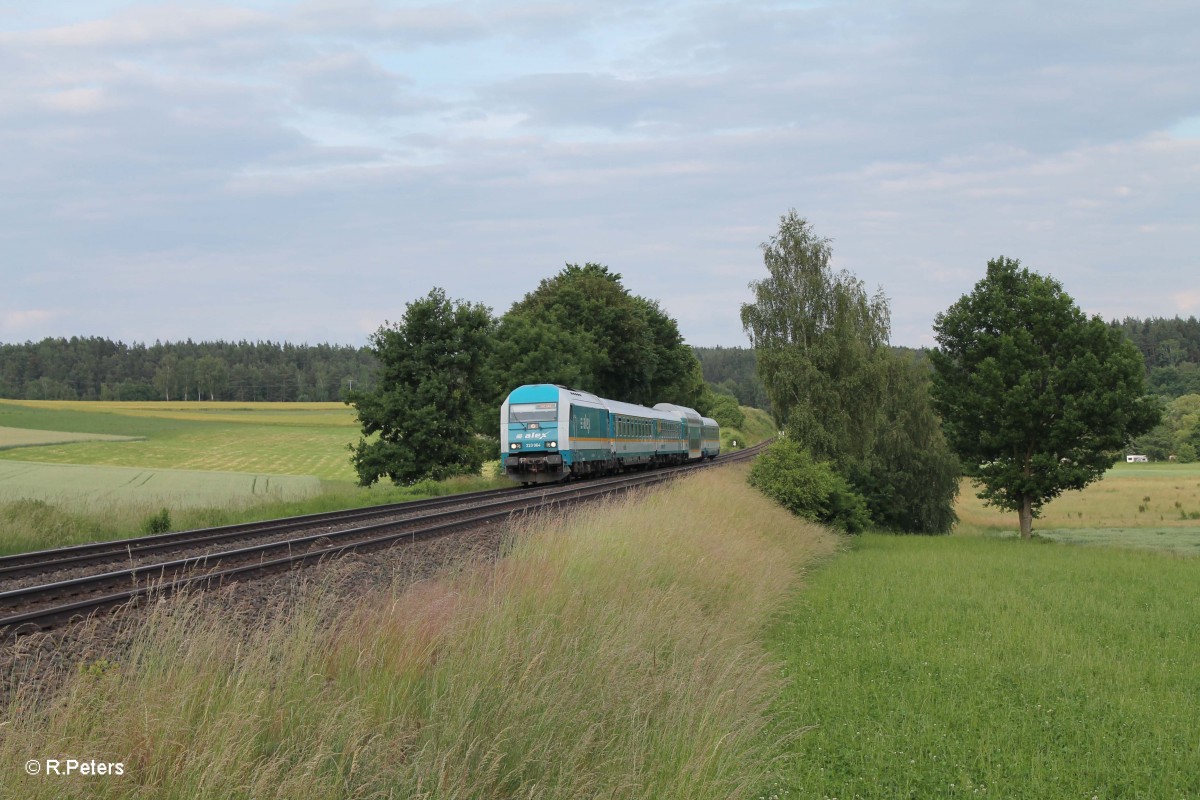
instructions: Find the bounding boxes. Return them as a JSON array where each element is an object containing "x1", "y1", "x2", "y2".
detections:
[{"x1": 500, "y1": 384, "x2": 719, "y2": 485}]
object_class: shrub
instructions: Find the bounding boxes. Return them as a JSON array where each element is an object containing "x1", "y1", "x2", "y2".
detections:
[
  {"x1": 142, "y1": 507, "x2": 172, "y2": 535},
  {"x1": 748, "y1": 439, "x2": 871, "y2": 533}
]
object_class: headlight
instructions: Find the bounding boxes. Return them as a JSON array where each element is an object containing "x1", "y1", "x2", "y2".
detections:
[
  {"x1": 547, "y1": 441, "x2": 557, "y2": 449},
  {"x1": 510, "y1": 443, "x2": 520, "y2": 450}
]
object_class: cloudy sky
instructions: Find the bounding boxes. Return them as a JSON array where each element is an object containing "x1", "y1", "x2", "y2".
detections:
[{"x1": 2, "y1": 1, "x2": 1197, "y2": 348}]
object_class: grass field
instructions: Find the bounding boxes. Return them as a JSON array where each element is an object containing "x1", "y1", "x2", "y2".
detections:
[
  {"x1": 765, "y1": 533, "x2": 1200, "y2": 799},
  {"x1": 956, "y1": 461, "x2": 1200, "y2": 553},
  {"x1": 0, "y1": 426, "x2": 142, "y2": 449},
  {"x1": 0, "y1": 399, "x2": 508, "y2": 553},
  {"x1": 722, "y1": 406, "x2": 777, "y2": 451}
]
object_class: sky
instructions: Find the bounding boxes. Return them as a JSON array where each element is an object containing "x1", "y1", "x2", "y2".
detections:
[{"x1": 1, "y1": 1, "x2": 1198, "y2": 349}]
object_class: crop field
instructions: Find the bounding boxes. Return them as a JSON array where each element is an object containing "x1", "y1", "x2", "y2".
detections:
[
  {"x1": 0, "y1": 426, "x2": 142, "y2": 449},
  {"x1": 0, "y1": 399, "x2": 774, "y2": 552},
  {"x1": 0, "y1": 400, "x2": 359, "y2": 482},
  {"x1": 0, "y1": 460, "x2": 320, "y2": 510}
]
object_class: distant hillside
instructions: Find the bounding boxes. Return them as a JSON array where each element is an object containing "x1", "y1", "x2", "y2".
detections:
[
  {"x1": 1111, "y1": 317, "x2": 1200, "y2": 397},
  {"x1": 692, "y1": 346, "x2": 770, "y2": 411}
]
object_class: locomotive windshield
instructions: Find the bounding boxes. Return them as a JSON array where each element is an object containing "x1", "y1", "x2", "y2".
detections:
[{"x1": 509, "y1": 402, "x2": 557, "y2": 423}]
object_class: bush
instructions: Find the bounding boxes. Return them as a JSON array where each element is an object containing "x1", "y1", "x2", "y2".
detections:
[
  {"x1": 142, "y1": 507, "x2": 172, "y2": 535},
  {"x1": 748, "y1": 439, "x2": 871, "y2": 533}
]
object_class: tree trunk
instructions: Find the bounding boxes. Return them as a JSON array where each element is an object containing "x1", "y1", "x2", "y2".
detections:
[{"x1": 1018, "y1": 497, "x2": 1033, "y2": 539}]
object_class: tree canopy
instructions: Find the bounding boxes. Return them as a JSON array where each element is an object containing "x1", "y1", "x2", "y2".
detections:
[
  {"x1": 1109, "y1": 316, "x2": 1200, "y2": 397},
  {"x1": 346, "y1": 289, "x2": 496, "y2": 486},
  {"x1": 1130, "y1": 394, "x2": 1200, "y2": 462},
  {"x1": 742, "y1": 210, "x2": 959, "y2": 534},
  {"x1": 498, "y1": 263, "x2": 703, "y2": 407},
  {"x1": 345, "y1": 264, "x2": 709, "y2": 486},
  {"x1": 0, "y1": 337, "x2": 377, "y2": 401},
  {"x1": 930, "y1": 257, "x2": 1162, "y2": 538},
  {"x1": 740, "y1": 211, "x2": 891, "y2": 463}
]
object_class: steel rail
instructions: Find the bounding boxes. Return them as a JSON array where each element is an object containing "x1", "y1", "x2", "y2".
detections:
[
  {"x1": 0, "y1": 444, "x2": 764, "y2": 581},
  {"x1": 0, "y1": 484, "x2": 529, "y2": 579},
  {"x1": 0, "y1": 442, "x2": 768, "y2": 636}
]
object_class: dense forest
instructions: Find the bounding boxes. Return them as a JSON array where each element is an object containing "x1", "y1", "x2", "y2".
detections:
[
  {"x1": 692, "y1": 346, "x2": 770, "y2": 410},
  {"x1": 1109, "y1": 316, "x2": 1200, "y2": 397},
  {"x1": 0, "y1": 338, "x2": 378, "y2": 402},
  {"x1": 2, "y1": 316, "x2": 1197, "y2": 404}
]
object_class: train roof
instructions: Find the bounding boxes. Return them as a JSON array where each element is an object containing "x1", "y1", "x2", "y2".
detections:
[
  {"x1": 505, "y1": 384, "x2": 606, "y2": 407},
  {"x1": 653, "y1": 402, "x2": 704, "y2": 424},
  {"x1": 701, "y1": 416, "x2": 719, "y2": 427},
  {"x1": 603, "y1": 398, "x2": 680, "y2": 422}
]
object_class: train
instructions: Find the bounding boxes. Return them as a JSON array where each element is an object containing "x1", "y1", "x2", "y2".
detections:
[{"x1": 500, "y1": 383, "x2": 720, "y2": 485}]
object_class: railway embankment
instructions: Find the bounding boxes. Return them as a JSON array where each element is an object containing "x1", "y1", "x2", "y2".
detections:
[{"x1": 1, "y1": 463, "x2": 835, "y2": 798}]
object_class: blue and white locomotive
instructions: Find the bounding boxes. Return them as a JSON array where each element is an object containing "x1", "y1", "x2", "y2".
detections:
[{"x1": 500, "y1": 384, "x2": 720, "y2": 485}]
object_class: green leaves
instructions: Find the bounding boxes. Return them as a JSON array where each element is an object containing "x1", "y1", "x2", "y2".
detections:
[
  {"x1": 347, "y1": 289, "x2": 496, "y2": 486},
  {"x1": 741, "y1": 211, "x2": 890, "y2": 464},
  {"x1": 347, "y1": 266, "x2": 708, "y2": 487},
  {"x1": 930, "y1": 257, "x2": 1162, "y2": 536},
  {"x1": 748, "y1": 439, "x2": 871, "y2": 534},
  {"x1": 742, "y1": 210, "x2": 958, "y2": 534},
  {"x1": 499, "y1": 262, "x2": 703, "y2": 407}
]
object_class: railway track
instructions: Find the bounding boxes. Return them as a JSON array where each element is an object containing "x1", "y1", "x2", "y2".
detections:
[{"x1": 0, "y1": 442, "x2": 767, "y2": 637}]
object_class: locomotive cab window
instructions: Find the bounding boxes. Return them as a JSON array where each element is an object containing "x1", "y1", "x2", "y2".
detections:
[{"x1": 510, "y1": 402, "x2": 557, "y2": 423}]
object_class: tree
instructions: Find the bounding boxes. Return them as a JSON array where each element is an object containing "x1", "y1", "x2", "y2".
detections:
[
  {"x1": 346, "y1": 288, "x2": 496, "y2": 486},
  {"x1": 194, "y1": 355, "x2": 228, "y2": 401},
  {"x1": 153, "y1": 354, "x2": 177, "y2": 401},
  {"x1": 499, "y1": 263, "x2": 704, "y2": 406},
  {"x1": 848, "y1": 353, "x2": 960, "y2": 534},
  {"x1": 741, "y1": 211, "x2": 958, "y2": 534},
  {"x1": 930, "y1": 257, "x2": 1162, "y2": 538},
  {"x1": 740, "y1": 211, "x2": 890, "y2": 463},
  {"x1": 1132, "y1": 393, "x2": 1200, "y2": 461},
  {"x1": 701, "y1": 392, "x2": 745, "y2": 430}
]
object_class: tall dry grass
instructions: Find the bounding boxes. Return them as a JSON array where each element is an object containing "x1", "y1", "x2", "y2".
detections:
[{"x1": 1, "y1": 466, "x2": 835, "y2": 799}]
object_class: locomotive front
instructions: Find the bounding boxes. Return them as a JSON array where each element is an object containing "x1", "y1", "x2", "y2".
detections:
[{"x1": 501, "y1": 384, "x2": 567, "y2": 484}]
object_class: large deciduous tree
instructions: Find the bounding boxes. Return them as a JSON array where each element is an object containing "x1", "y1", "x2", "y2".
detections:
[
  {"x1": 498, "y1": 263, "x2": 703, "y2": 407},
  {"x1": 929, "y1": 257, "x2": 1161, "y2": 538},
  {"x1": 742, "y1": 210, "x2": 959, "y2": 533},
  {"x1": 740, "y1": 211, "x2": 890, "y2": 463},
  {"x1": 848, "y1": 353, "x2": 961, "y2": 534},
  {"x1": 347, "y1": 288, "x2": 496, "y2": 486}
]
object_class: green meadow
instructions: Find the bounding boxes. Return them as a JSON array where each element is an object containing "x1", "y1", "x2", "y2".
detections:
[
  {"x1": 763, "y1": 462, "x2": 1200, "y2": 799},
  {"x1": 0, "y1": 460, "x2": 320, "y2": 510},
  {"x1": 721, "y1": 405, "x2": 777, "y2": 451},
  {"x1": 2, "y1": 414, "x2": 1198, "y2": 796},
  {"x1": 765, "y1": 533, "x2": 1200, "y2": 799},
  {"x1": 957, "y1": 461, "x2": 1200, "y2": 553},
  {"x1": 0, "y1": 399, "x2": 773, "y2": 554}
]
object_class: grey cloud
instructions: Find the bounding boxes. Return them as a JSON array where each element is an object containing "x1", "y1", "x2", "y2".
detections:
[
  {"x1": 480, "y1": 1, "x2": 1200, "y2": 158},
  {"x1": 294, "y1": 0, "x2": 489, "y2": 45},
  {"x1": 1, "y1": 1, "x2": 1198, "y2": 350},
  {"x1": 290, "y1": 50, "x2": 443, "y2": 117}
]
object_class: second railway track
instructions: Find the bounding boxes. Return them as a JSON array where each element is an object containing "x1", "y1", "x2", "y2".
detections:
[{"x1": 1, "y1": 442, "x2": 767, "y2": 637}]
